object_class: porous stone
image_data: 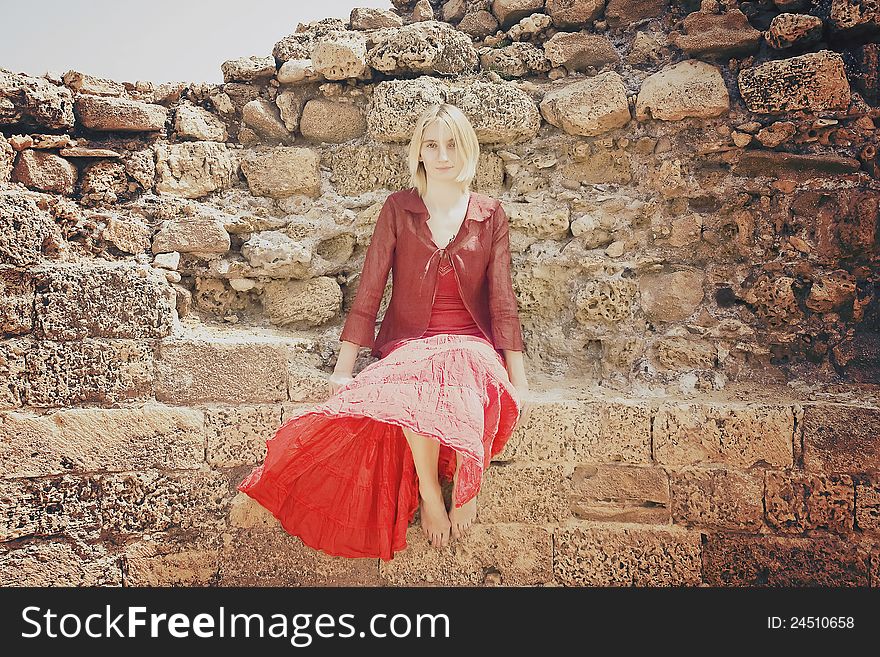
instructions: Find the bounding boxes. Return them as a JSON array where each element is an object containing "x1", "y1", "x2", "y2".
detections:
[
  {"x1": 654, "y1": 402, "x2": 795, "y2": 468},
  {"x1": 10, "y1": 149, "x2": 77, "y2": 195},
  {"x1": 240, "y1": 146, "x2": 321, "y2": 198},
  {"x1": 174, "y1": 101, "x2": 228, "y2": 142},
  {"x1": 123, "y1": 537, "x2": 222, "y2": 586},
  {"x1": 636, "y1": 60, "x2": 730, "y2": 121},
  {"x1": 78, "y1": 160, "x2": 128, "y2": 205},
  {"x1": 737, "y1": 50, "x2": 851, "y2": 114},
  {"x1": 154, "y1": 141, "x2": 239, "y2": 199},
  {"x1": 669, "y1": 9, "x2": 762, "y2": 58},
  {"x1": 570, "y1": 464, "x2": 670, "y2": 523},
  {"x1": 540, "y1": 72, "x2": 631, "y2": 136},
  {"x1": 545, "y1": 0, "x2": 605, "y2": 28},
  {"x1": 221, "y1": 56, "x2": 276, "y2": 83},
  {"x1": 260, "y1": 277, "x2": 342, "y2": 328},
  {"x1": 205, "y1": 404, "x2": 282, "y2": 467},
  {"x1": 33, "y1": 263, "x2": 176, "y2": 340},
  {"x1": 366, "y1": 20, "x2": 479, "y2": 76},
  {"x1": 765, "y1": 470, "x2": 855, "y2": 533},
  {"x1": 478, "y1": 462, "x2": 576, "y2": 523},
  {"x1": 492, "y1": 0, "x2": 545, "y2": 29},
  {"x1": 299, "y1": 99, "x2": 366, "y2": 143},
  {"x1": 543, "y1": 32, "x2": 620, "y2": 72},
  {"x1": 764, "y1": 12, "x2": 824, "y2": 49},
  {"x1": 638, "y1": 270, "x2": 704, "y2": 322},
  {"x1": 312, "y1": 30, "x2": 369, "y2": 80},
  {"x1": 154, "y1": 338, "x2": 289, "y2": 404},
  {"x1": 605, "y1": 0, "x2": 668, "y2": 28},
  {"x1": 0, "y1": 403, "x2": 204, "y2": 478},
  {"x1": 0, "y1": 542, "x2": 121, "y2": 586},
  {"x1": 670, "y1": 466, "x2": 764, "y2": 530},
  {"x1": 74, "y1": 95, "x2": 168, "y2": 132},
  {"x1": 62, "y1": 70, "x2": 125, "y2": 96},
  {"x1": 801, "y1": 404, "x2": 880, "y2": 474},
  {"x1": 329, "y1": 142, "x2": 409, "y2": 195},
  {"x1": 554, "y1": 521, "x2": 702, "y2": 586},
  {"x1": 102, "y1": 214, "x2": 152, "y2": 254},
  {"x1": 350, "y1": 7, "x2": 405, "y2": 30},
  {"x1": 478, "y1": 42, "x2": 552, "y2": 78},
  {"x1": 0, "y1": 270, "x2": 34, "y2": 335},
  {"x1": 152, "y1": 215, "x2": 231, "y2": 255},
  {"x1": 0, "y1": 69, "x2": 75, "y2": 130}
]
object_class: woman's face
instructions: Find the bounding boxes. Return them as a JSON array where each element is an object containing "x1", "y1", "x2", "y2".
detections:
[{"x1": 419, "y1": 120, "x2": 463, "y2": 181}]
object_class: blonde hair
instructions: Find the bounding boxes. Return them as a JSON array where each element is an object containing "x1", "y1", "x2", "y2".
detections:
[{"x1": 407, "y1": 103, "x2": 480, "y2": 197}]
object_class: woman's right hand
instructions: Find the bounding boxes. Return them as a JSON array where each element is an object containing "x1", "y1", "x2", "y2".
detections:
[{"x1": 328, "y1": 371, "x2": 355, "y2": 396}]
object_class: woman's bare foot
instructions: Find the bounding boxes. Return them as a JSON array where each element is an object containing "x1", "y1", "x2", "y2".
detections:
[
  {"x1": 418, "y1": 486, "x2": 451, "y2": 548},
  {"x1": 449, "y1": 473, "x2": 477, "y2": 540}
]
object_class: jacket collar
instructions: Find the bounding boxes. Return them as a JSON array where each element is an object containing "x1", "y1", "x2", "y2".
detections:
[{"x1": 396, "y1": 187, "x2": 494, "y2": 222}]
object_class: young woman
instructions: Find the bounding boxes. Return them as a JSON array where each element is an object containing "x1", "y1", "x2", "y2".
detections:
[{"x1": 238, "y1": 103, "x2": 532, "y2": 561}]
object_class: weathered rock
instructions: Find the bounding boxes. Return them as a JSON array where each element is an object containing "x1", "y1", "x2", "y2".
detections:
[
  {"x1": 669, "y1": 9, "x2": 762, "y2": 58},
  {"x1": 545, "y1": 0, "x2": 605, "y2": 28},
  {"x1": 479, "y1": 42, "x2": 551, "y2": 78},
  {"x1": 456, "y1": 10, "x2": 499, "y2": 38},
  {"x1": 349, "y1": 7, "x2": 404, "y2": 30},
  {"x1": 312, "y1": 30, "x2": 369, "y2": 80},
  {"x1": 366, "y1": 20, "x2": 479, "y2": 76},
  {"x1": 221, "y1": 55, "x2": 276, "y2": 83},
  {"x1": 636, "y1": 60, "x2": 729, "y2": 121},
  {"x1": 276, "y1": 59, "x2": 321, "y2": 84},
  {"x1": 570, "y1": 464, "x2": 670, "y2": 523},
  {"x1": 78, "y1": 160, "x2": 128, "y2": 205},
  {"x1": 174, "y1": 101, "x2": 228, "y2": 142},
  {"x1": 670, "y1": 467, "x2": 764, "y2": 530},
  {"x1": 260, "y1": 277, "x2": 342, "y2": 327},
  {"x1": 299, "y1": 99, "x2": 366, "y2": 143},
  {"x1": 240, "y1": 147, "x2": 321, "y2": 198},
  {"x1": 732, "y1": 151, "x2": 861, "y2": 177},
  {"x1": 0, "y1": 134, "x2": 13, "y2": 181},
  {"x1": 241, "y1": 98, "x2": 290, "y2": 141},
  {"x1": 828, "y1": 0, "x2": 880, "y2": 37},
  {"x1": 58, "y1": 146, "x2": 120, "y2": 158},
  {"x1": 737, "y1": 50, "x2": 851, "y2": 114},
  {"x1": 0, "y1": 69, "x2": 75, "y2": 129},
  {"x1": 101, "y1": 214, "x2": 152, "y2": 254},
  {"x1": 62, "y1": 70, "x2": 125, "y2": 96},
  {"x1": 847, "y1": 42, "x2": 879, "y2": 105},
  {"x1": 765, "y1": 12, "x2": 824, "y2": 49},
  {"x1": 329, "y1": 142, "x2": 409, "y2": 195},
  {"x1": 0, "y1": 270, "x2": 34, "y2": 336},
  {"x1": 0, "y1": 190, "x2": 64, "y2": 266},
  {"x1": 756, "y1": 120, "x2": 796, "y2": 147},
  {"x1": 638, "y1": 270, "x2": 704, "y2": 322},
  {"x1": 205, "y1": 404, "x2": 281, "y2": 467},
  {"x1": 492, "y1": 0, "x2": 545, "y2": 29},
  {"x1": 275, "y1": 91, "x2": 303, "y2": 132},
  {"x1": 152, "y1": 216, "x2": 231, "y2": 255},
  {"x1": 543, "y1": 32, "x2": 620, "y2": 72},
  {"x1": 605, "y1": 0, "x2": 668, "y2": 27},
  {"x1": 0, "y1": 542, "x2": 121, "y2": 586},
  {"x1": 153, "y1": 141, "x2": 238, "y2": 199},
  {"x1": 74, "y1": 95, "x2": 168, "y2": 132},
  {"x1": 802, "y1": 404, "x2": 880, "y2": 474},
  {"x1": 765, "y1": 470, "x2": 855, "y2": 533},
  {"x1": 11, "y1": 149, "x2": 77, "y2": 195},
  {"x1": 540, "y1": 72, "x2": 631, "y2": 136}
]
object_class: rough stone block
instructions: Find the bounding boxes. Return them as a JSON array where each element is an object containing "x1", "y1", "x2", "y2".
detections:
[
  {"x1": 654, "y1": 402, "x2": 794, "y2": 468},
  {"x1": 379, "y1": 523, "x2": 553, "y2": 586},
  {"x1": 218, "y1": 527, "x2": 381, "y2": 586},
  {"x1": 0, "y1": 403, "x2": 204, "y2": 478},
  {"x1": 703, "y1": 532, "x2": 871, "y2": 586},
  {"x1": 0, "y1": 269, "x2": 34, "y2": 335},
  {"x1": 155, "y1": 338, "x2": 289, "y2": 404},
  {"x1": 478, "y1": 462, "x2": 575, "y2": 523},
  {"x1": 34, "y1": 264, "x2": 176, "y2": 340},
  {"x1": 123, "y1": 537, "x2": 222, "y2": 586},
  {"x1": 855, "y1": 477, "x2": 880, "y2": 533},
  {"x1": 765, "y1": 470, "x2": 854, "y2": 533},
  {"x1": 0, "y1": 541, "x2": 122, "y2": 586},
  {"x1": 0, "y1": 190, "x2": 64, "y2": 267},
  {"x1": 205, "y1": 404, "x2": 281, "y2": 467},
  {"x1": 670, "y1": 466, "x2": 764, "y2": 530},
  {"x1": 498, "y1": 399, "x2": 651, "y2": 463},
  {"x1": 801, "y1": 403, "x2": 880, "y2": 474},
  {"x1": 553, "y1": 521, "x2": 702, "y2": 586},
  {"x1": 570, "y1": 464, "x2": 670, "y2": 523}
]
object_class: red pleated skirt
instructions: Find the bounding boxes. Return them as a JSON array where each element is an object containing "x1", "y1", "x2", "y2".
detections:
[{"x1": 236, "y1": 333, "x2": 521, "y2": 561}]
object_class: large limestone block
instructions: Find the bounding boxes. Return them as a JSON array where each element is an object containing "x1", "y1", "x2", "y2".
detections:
[
  {"x1": 74, "y1": 95, "x2": 167, "y2": 131},
  {"x1": 260, "y1": 277, "x2": 342, "y2": 327},
  {"x1": 329, "y1": 142, "x2": 409, "y2": 195},
  {"x1": 478, "y1": 463, "x2": 576, "y2": 523},
  {"x1": 205, "y1": 404, "x2": 282, "y2": 467},
  {"x1": 570, "y1": 464, "x2": 671, "y2": 523},
  {"x1": 34, "y1": 263, "x2": 177, "y2": 340},
  {"x1": 368, "y1": 77, "x2": 540, "y2": 144},
  {"x1": 10, "y1": 149, "x2": 77, "y2": 195},
  {"x1": 154, "y1": 141, "x2": 238, "y2": 199},
  {"x1": 154, "y1": 338, "x2": 289, "y2": 404},
  {"x1": 0, "y1": 542, "x2": 121, "y2": 586},
  {"x1": 22, "y1": 339, "x2": 154, "y2": 408},
  {"x1": 122, "y1": 537, "x2": 222, "y2": 587},
  {"x1": 378, "y1": 524, "x2": 553, "y2": 586},
  {"x1": 311, "y1": 30, "x2": 369, "y2": 80},
  {"x1": 0, "y1": 470, "x2": 227, "y2": 542},
  {"x1": 218, "y1": 527, "x2": 381, "y2": 586},
  {"x1": 62, "y1": 70, "x2": 126, "y2": 96},
  {"x1": 638, "y1": 269, "x2": 703, "y2": 322},
  {"x1": 0, "y1": 403, "x2": 204, "y2": 478},
  {"x1": 299, "y1": 99, "x2": 366, "y2": 143},
  {"x1": 366, "y1": 20, "x2": 479, "y2": 76},
  {"x1": 173, "y1": 101, "x2": 228, "y2": 142},
  {"x1": 703, "y1": 532, "x2": 870, "y2": 586},
  {"x1": 737, "y1": 50, "x2": 851, "y2": 114},
  {"x1": 670, "y1": 466, "x2": 764, "y2": 530},
  {"x1": 801, "y1": 404, "x2": 880, "y2": 474},
  {"x1": 240, "y1": 146, "x2": 321, "y2": 198},
  {"x1": 669, "y1": 9, "x2": 762, "y2": 57},
  {"x1": 554, "y1": 520, "x2": 702, "y2": 586},
  {"x1": 540, "y1": 71, "x2": 630, "y2": 136},
  {"x1": 152, "y1": 215, "x2": 231, "y2": 255},
  {"x1": 0, "y1": 69, "x2": 75, "y2": 129},
  {"x1": 0, "y1": 269, "x2": 34, "y2": 335},
  {"x1": 636, "y1": 60, "x2": 729, "y2": 121},
  {"x1": 653, "y1": 402, "x2": 795, "y2": 468},
  {"x1": 498, "y1": 398, "x2": 651, "y2": 463},
  {"x1": 765, "y1": 470, "x2": 855, "y2": 534}
]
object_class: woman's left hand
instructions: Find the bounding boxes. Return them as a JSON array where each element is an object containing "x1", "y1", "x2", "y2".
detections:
[{"x1": 511, "y1": 382, "x2": 533, "y2": 433}]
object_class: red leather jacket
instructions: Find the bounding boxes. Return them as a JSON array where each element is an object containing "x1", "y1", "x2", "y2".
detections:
[{"x1": 339, "y1": 187, "x2": 525, "y2": 359}]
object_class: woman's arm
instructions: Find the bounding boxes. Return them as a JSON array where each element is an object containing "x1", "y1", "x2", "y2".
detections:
[
  {"x1": 487, "y1": 202, "x2": 526, "y2": 353},
  {"x1": 335, "y1": 197, "x2": 397, "y2": 374},
  {"x1": 502, "y1": 349, "x2": 528, "y2": 388}
]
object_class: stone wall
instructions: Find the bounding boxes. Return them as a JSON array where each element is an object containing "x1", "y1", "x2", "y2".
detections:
[{"x1": 1, "y1": 0, "x2": 879, "y2": 586}]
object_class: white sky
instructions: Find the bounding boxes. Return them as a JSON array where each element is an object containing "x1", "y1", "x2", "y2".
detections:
[{"x1": 0, "y1": 0, "x2": 393, "y2": 85}]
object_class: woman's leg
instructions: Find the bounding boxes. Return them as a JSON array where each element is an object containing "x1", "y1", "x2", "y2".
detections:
[
  {"x1": 401, "y1": 426, "x2": 451, "y2": 548},
  {"x1": 448, "y1": 450, "x2": 477, "y2": 540}
]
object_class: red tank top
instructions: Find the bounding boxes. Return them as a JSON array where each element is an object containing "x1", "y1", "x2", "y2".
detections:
[{"x1": 421, "y1": 251, "x2": 489, "y2": 340}]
